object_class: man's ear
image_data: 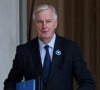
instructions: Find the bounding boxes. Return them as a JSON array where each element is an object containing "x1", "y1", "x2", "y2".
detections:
[{"x1": 54, "y1": 20, "x2": 58, "y2": 29}]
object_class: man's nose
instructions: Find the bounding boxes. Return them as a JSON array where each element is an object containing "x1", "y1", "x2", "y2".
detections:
[{"x1": 42, "y1": 22, "x2": 47, "y2": 28}]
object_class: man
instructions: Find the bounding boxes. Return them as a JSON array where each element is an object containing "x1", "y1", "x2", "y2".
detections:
[{"x1": 4, "y1": 4, "x2": 95, "y2": 90}]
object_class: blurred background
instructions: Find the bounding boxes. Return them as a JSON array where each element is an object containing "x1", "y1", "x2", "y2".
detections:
[{"x1": 0, "y1": 0, "x2": 100, "y2": 90}]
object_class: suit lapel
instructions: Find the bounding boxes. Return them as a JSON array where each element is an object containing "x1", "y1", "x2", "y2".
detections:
[
  {"x1": 48, "y1": 36, "x2": 64, "y2": 81},
  {"x1": 30, "y1": 38, "x2": 43, "y2": 77}
]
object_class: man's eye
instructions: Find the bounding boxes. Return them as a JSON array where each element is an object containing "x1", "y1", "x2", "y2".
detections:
[
  {"x1": 35, "y1": 20, "x2": 52, "y2": 24},
  {"x1": 36, "y1": 21, "x2": 42, "y2": 23},
  {"x1": 47, "y1": 20, "x2": 52, "y2": 23}
]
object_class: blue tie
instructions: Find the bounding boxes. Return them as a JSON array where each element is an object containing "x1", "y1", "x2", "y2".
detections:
[{"x1": 43, "y1": 45, "x2": 51, "y2": 82}]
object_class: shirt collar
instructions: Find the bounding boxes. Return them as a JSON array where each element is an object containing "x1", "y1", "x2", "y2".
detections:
[{"x1": 38, "y1": 33, "x2": 56, "y2": 49}]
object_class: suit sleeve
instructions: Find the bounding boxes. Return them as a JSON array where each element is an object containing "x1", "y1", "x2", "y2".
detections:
[
  {"x1": 4, "y1": 46, "x2": 24, "y2": 90},
  {"x1": 72, "y1": 43, "x2": 95, "y2": 90}
]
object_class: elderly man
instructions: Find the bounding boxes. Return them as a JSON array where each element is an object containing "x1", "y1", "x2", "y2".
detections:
[{"x1": 4, "y1": 4, "x2": 95, "y2": 90}]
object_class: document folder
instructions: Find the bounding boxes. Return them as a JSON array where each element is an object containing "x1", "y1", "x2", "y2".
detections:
[{"x1": 16, "y1": 79, "x2": 36, "y2": 90}]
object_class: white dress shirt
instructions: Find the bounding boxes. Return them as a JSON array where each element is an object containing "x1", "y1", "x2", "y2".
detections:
[{"x1": 38, "y1": 34, "x2": 56, "y2": 66}]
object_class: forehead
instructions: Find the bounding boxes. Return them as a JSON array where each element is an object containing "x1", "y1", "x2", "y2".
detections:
[{"x1": 35, "y1": 9, "x2": 54, "y2": 19}]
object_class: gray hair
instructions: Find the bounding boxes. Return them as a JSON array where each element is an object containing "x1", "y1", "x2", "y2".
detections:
[{"x1": 32, "y1": 4, "x2": 58, "y2": 20}]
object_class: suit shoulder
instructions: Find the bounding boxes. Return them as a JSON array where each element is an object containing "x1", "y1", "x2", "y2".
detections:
[
  {"x1": 57, "y1": 35, "x2": 78, "y2": 46},
  {"x1": 16, "y1": 38, "x2": 37, "y2": 50},
  {"x1": 57, "y1": 35, "x2": 81, "y2": 54}
]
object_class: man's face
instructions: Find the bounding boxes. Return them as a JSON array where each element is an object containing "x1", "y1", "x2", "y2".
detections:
[{"x1": 33, "y1": 9, "x2": 57, "y2": 43}]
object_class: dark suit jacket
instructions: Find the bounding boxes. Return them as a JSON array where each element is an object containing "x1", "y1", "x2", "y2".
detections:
[{"x1": 4, "y1": 35, "x2": 95, "y2": 90}]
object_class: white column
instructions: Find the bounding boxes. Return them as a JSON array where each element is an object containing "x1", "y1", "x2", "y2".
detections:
[{"x1": 0, "y1": 0, "x2": 19, "y2": 89}]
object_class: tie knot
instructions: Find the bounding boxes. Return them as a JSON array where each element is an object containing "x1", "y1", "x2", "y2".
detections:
[{"x1": 44, "y1": 45, "x2": 49, "y2": 50}]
